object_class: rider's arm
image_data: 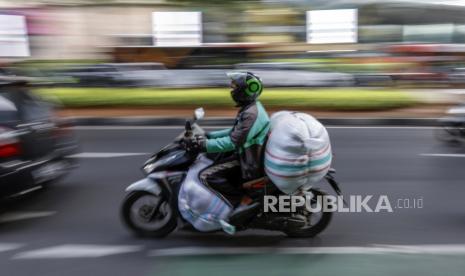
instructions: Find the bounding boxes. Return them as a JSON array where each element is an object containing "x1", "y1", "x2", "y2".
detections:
[
  {"x1": 206, "y1": 111, "x2": 255, "y2": 153},
  {"x1": 206, "y1": 136, "x2": 236, "y2": 153},
  {"x1": 207, "y1": 128, "x2": 232, "y2": 139}
]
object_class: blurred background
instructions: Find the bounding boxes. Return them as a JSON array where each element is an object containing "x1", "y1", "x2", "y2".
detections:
[
  {"x1": 2, "y1": 1, "x2": 465, "y2": 276},
  {"x1": 1, "y1": 0, "x2": 465, "y2": 117}
]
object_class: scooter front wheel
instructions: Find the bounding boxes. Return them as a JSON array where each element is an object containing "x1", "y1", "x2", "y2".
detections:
[{"x1": 121, "y1": 191, "x2": 177, "y2": 238}]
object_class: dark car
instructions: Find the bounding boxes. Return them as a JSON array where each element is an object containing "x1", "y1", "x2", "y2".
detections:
[
  {"x1": 55, "y1": 64, "x2": 123, "y2": 87},
  {"x1": 0, "y1": 77, "x2": 78, "y2": 198},
  {"x1": 53, "y1": 63, "x2": 166, "y2": 87}
]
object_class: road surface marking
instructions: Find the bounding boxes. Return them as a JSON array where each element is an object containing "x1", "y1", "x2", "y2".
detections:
[
  {"x1": 0, "y1": 211, "x2": 56, "y2": 224},
  {"x1": 148, "y1": 244, "x2": 465, "y2": 257},
  {"x1": 375, "y1": 244, "x2": 465, "y2": 254},
  {"x1": 13, "y1": 244, "x2": 143, "y2": 259},
  {"x1": 420, "y1": 153, "x2": 465, "y2": 158},
  {"x1": 0, "y1": 243, "x2": 23, "y2": 253},
  {"x1": 67, "y1": 152, "x2": 148, "y2": 158}
]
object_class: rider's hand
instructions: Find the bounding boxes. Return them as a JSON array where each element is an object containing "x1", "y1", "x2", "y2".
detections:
[
  {"x1": 193, "y1": 135, "x2": 206, "y2": 152},
  {"x1": 183, "y1": 136, "x2": 206, "y2": 153}
]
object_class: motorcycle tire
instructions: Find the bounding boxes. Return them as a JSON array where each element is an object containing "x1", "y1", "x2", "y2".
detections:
[
  {"x1": 284, "y1": 189, "x2": 333, "y2": 238},
  {"x1": 121, "y1": 191, "x2": 177, "y2": 238}
]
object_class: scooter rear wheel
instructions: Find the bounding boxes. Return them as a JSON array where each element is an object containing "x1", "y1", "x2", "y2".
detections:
[
  {"x1": 121, "y1": 191, "x2": 177, "y2": 238},
  {"x1": 284, "y1": 189, "x2": 333, "y2": 238}
]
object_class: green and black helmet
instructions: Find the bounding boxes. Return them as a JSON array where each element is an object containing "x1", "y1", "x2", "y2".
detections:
[{"x1": 227, "y1": 71, "x2": 263, "y2": 106}]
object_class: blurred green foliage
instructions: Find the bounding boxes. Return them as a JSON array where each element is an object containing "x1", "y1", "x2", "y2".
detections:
[{"x1": 36, "y1": 87, "x2": 418, "y2": 111}]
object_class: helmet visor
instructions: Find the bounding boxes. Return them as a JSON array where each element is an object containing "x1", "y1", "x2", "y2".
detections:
[{"x1": 226, "y1": 72, "x2": 247, "y2": 85}]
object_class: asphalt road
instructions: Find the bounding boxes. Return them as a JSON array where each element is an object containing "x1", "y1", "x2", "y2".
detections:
[{"x1": 1, "y1": 126, "x2": 465, "y2": 275}]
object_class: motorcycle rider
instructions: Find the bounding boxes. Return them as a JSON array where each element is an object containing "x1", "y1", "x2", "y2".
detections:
[{"x1": 189, "y1": 72, "x2": 270, "y2": 219}]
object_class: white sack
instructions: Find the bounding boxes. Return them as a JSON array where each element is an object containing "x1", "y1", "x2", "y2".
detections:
[
  {"x1": 178, "y1": 154, "x2": 233, "y2": 232},
  {"x1": 264, "y1": 111, "x2": 332, "y2": 194}
]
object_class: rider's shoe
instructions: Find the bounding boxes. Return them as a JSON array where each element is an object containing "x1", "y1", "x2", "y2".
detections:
[{"x1": 229, "y1": 196, "x2": 260, "y2": 227}]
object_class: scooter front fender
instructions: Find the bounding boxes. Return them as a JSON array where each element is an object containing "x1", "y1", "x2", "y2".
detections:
[{"x1": 125, "y1": 178, "x2": 162, "y2": 196}]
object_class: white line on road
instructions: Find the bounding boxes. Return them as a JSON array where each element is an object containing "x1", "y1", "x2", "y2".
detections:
[
  {"x1": 420, "y1": 153, "x2": 465, "y2": 158},
  {"x1": 0, "y1": 243, "x2": 23, "y2": 253},
  {"x1": 67, "y1": 152, "x2": 149, "y2": 158},
  {"x1": 13, "y1": 244, "x2": 143, "y2": 259},
  {"x1": 148, "y1": 246, "x2": 395, "y2": 257},
  {"x1": 6, "y1": 244, "x2": 465, "y2": 259},
  {"x1": 0, "y1": 211, "x2": 56, "y2": 224},
  {"x1": 148, "y1": 244, "x2": 465, "y2": 257},
  {"x1": 375, "y1": 244, "x2": 465, "y2": 254}
]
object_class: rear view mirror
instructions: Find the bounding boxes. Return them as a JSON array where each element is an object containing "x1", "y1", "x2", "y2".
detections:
[{"x1": 194, "y1": 107, "x2": 205, "y2": 121}]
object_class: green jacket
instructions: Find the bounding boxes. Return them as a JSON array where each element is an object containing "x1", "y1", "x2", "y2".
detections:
[{"x1": 206, "y1": 101, "x2": 270, "y2": 180}]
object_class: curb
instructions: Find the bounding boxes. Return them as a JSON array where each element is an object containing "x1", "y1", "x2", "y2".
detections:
[{"x1": 65, "y1": 116, "x2": 442, "y2": 127}]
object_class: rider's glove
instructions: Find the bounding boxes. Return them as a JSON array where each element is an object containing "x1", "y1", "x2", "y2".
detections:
[
  {"x1": 193, "y1": 135, "x2": 206, "y2": 152},
  {"x1": 184, "y1": 135, "x2": 206, "y2": 153}
]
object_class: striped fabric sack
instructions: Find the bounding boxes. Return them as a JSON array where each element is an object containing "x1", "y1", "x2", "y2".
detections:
[
  {"x1": 264, "y1": 111, "x2": 332, "y2": 194},
  {"x1": 178, "y1": 154, "x2": 233, "y2": 232}
]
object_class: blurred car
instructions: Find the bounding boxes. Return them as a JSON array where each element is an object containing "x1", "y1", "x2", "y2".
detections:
[
  {"x1": 353, "y1": 73, "x2": 393, "y2": 87},
  {"x1": 447, "y1": 67, "x2": 465, "y2": 87},
  {"x1": 436, "y1": 103, "x2": 465, "y2": 144},
  {"x1": 54, "y1": 63, "x2": 166, "y2": 87},
  {"x1": 0, "y1": 77, "x2": 78, "y2": 198},
  {"x1": 234, "y1": 63, "x2": 354, "y2": 87},
  {"x1": 54, "y1": 64, "x2": 129, "y2": 87}
]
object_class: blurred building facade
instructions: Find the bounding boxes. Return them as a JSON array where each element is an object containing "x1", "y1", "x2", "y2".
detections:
[{"x1": 2, "y1": 0, "x2": 465, "y2": 60}]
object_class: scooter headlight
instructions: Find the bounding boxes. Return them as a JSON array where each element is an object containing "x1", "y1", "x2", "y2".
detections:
[{"x1": 143, "y1": 163, "x2": 157, "y2": 174}]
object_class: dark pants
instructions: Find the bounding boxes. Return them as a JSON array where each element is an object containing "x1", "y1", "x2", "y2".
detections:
[{"x1": 199, "y1": 156, "x2": 244, "y2": 207}]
